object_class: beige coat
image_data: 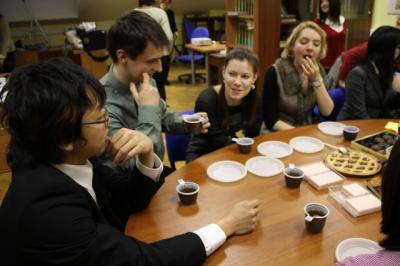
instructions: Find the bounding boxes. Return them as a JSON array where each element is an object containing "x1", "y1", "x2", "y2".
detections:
[{"x1": 0, "y1": 15, "x2": 16, "y2": 61}]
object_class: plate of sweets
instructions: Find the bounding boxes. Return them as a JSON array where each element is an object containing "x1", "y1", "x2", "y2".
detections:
[
  {"x1": 351, "y1": 131, "x2": 399, "y2": 160},
  {"x1": 325, "y1": 150, "x2": 381, "y2": 177}
]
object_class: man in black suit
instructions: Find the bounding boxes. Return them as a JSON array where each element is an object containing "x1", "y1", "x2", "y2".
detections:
[{"x1": 0, "y1": 58, "x2": 260, "y2": 265}]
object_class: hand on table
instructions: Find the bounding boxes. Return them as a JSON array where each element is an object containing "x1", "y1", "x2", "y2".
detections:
[
  {"x1": 217, "y1": 199, "x2": 260, "y2": 237},
  {"x1": 105, "y1": 128, "x2": 154, "y2": 167}
]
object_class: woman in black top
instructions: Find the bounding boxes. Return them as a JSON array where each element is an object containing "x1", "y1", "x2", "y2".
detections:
[
  {"x1": 186, "y1": 48, "x2": 261, "y2": 162},
  {"x1": 337, "y1": 26, "x2": 400, "y2": 120}
]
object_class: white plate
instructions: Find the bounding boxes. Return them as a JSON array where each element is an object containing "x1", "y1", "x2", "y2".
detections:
[
  {"x1": 335, "y1": 238, "x2": 383, "y2": 262},
  {"x1": 207, "y1": 160, "x2": 247, "y2": 183},
  {"x1": 245, "y1": 156, "x2": 284, "y2": 177},
  {"x1": 318, "y1": 121, "x2": 346, "y2": 136},
  {"x1": 257, "y1": 141, "x2": 293, "y2": 158},
  {"x1": 289, "y1": 136, "x2": 324, "y2": 154}
]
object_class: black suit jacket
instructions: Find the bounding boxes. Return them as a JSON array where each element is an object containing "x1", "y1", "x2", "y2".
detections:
[
  {"x1": 0, "y1": 159, "x2": 206, "y2": 266},
  {"x1": 337, "y1": 61, "x2": 400, "y2": 120}
]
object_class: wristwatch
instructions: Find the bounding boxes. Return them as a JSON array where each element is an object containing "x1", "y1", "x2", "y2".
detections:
[{"x1": 311, "y1": 79, "x2": 323, "y2": 88}]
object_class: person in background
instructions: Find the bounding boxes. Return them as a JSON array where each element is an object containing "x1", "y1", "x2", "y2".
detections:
[
  {"x1": 337, "y1": 26, "x2": 400, "y2": 120},
  {"x1": 0, "y1": 58, "x2": 260, "y2": 266},
  {"x1": 314, "y1": 0, "x2": 346, "y2": 71},
  {"x1": 101, "y1": 10, "x2": 209, "y2": 170},
  {"x1": 135, "y1": 0, "x2": 173, "y2": 101},
  {"x1": 336, "y1": 42, "x2": 367, "y2": 88},
  {"x1": 0, "y1": 14, "x2": 16, "y2": 73},
  {"x1": 262, "y1": 21, "x2": 334, "y2": 132},
  {"x1": 160, "y1": 0, "x2": 178, "y2": 85},
  {"x1": 335, "y1": 139, "x2": 400, "y2": 266},
  {"x1": 329, "y1": 18, "x2": 400, "y2": 90},
  {"x1": 186, "y1": 48, "x2": 261, "y2": 162}
]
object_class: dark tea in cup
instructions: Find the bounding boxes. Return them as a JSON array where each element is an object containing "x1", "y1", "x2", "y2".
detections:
[
  {"x1": 236, "y1": 137, "x2": 254, "y2": 154},
  {"x1": 304, "y1": 203, "x2": 329, "y2": 233},
  {"x1": 284, "y1": 167, "x2": 304, "y2": 188},
  {"x1": 176, "y1": 181, "x2": 200, "y2": 205},
  {"x1": 183, "y1": 114, "x2": 203, "y2": 133},
  {"x1": 343, "y1": 125, "x2": 359, "y2": 141}
]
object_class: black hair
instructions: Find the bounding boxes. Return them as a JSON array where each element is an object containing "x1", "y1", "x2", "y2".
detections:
[
  {"x1": 107, "y1": 10, "x2": 169, "y2": 62},
  {"x1": 0, "y1": 58, "x2": 106, "y2": 169},
  {"x1": 380, "y1": 139, "x2": 400, "y2": 250},
  {"x1": 367, "y1": 26, "x2": 400, "y2": 83},
  {"x1": 138, "y1": 0, "x2": 155, "y2": 6},
  {"x1": 217, "y1": 48, "x2": 259, "y2": 129},
  {"x1": 319, "y1": 0, "x2": 341, "y2": 25}
]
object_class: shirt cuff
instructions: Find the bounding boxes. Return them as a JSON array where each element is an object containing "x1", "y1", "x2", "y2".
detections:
[
  {"x1": 193, "y1": 224, "x2": 227, "y2": 256},
  {"x1": 135, "y1": 154, "x2": 163, "y2": 182}
]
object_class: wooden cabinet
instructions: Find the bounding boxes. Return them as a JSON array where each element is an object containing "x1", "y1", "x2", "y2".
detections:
[
  {"x1": 15, "y1": 48, "x2": 109, "y2": 80},
  {"x1": 341, "y1": 0, "x2": 374, "y2": 49},
  {"x1": 225, "y1": 0, "x2": 281, "y2": 90}
]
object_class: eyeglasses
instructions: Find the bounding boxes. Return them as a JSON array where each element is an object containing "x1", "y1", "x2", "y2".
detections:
[{"x1": 82, "y1": 112, "x2": 109, "y2": 126}]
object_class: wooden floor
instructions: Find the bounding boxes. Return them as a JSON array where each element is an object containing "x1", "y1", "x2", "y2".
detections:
[{"x1": 0, "y1": 63, "x2": 206, "y2": 202}]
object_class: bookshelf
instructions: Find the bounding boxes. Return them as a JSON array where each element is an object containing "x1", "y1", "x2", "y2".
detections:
[{"x1": 225, "y1": 0, "x2": 281, "y2": 90}]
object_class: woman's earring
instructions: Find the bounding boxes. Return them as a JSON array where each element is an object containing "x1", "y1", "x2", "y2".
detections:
[{"x1": 251, "y1": 84, "x2": 255, "y2": 90}]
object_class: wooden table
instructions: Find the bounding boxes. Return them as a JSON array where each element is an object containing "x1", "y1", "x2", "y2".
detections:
[
  {"x1": 126, "y1": 119, "x2": 390, "y2": 265},
  {"x1": 184, "y1": 43, "x2": 226, "y2": 86}
]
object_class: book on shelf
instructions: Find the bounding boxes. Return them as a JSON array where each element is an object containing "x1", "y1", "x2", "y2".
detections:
[
  {"x1": 281, "y1": 17, "x2": 297, "y2": 24},
  {"x1": 235, "y1": 0, "x2": 254, "y2": 16},
  {"x1": 235, "y1": 21, "x2": 253, "y2": 49}
]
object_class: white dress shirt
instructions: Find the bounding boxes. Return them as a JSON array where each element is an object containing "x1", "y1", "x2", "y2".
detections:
[{"x1": 53, "y1": 154, "x2": 226, "y2": 257}]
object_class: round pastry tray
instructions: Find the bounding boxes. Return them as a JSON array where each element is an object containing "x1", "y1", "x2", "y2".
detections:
[{"x1": 324, "y1": 150, "x2": 381, "y2": 177}]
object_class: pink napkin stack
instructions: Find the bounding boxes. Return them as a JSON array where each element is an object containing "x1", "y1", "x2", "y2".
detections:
[
  {"x1": 300, "y1": 162, "x2": 344, "y2": 190},
  {"x1": 340, "y1": 183, "x2": 381, "y2": 217}
]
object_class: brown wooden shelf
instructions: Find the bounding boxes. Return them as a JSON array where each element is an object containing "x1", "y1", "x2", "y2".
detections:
[
  {"x1": 225, "y1": 0, "x2": 280, "y2": 91},
  {"x1": 228, "y1": 44, "x2": 254, "y2": 51},
  {"x1": 238, "y1": 15, "x2": 254, "y2": 20},
  {"x1": 281, "y1": 19, "x2": 299, "y2": 25},
  {"x1": 226, "y1": 14, "x2": 254, "y2": 20}
]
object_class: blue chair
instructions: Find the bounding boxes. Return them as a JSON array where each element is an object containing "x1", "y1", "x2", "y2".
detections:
[
  {"x1": 178, "y1": 25, "x2": 209, "y2": 83},
  {"x1": 166, "y1": 109, "x2": 194, "y2": 169},
  {"x1": 313, "y1": 88, "x2": 346, "y2": 121}
]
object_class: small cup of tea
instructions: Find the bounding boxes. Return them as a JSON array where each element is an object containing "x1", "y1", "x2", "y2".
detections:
[
  {"x1": 284, "y1": 165, "x2": 304, "y2": 188},
  {"x1": 176, "y1": 180, "x2": 200, "y2": 205},
  {"x1": 182, "y1": 114, "x2": 204, "y2": 133},
  {"x1": 343, "y1": 125, "x2": 360, "y2": 141},
  {"x1": 304, "y1": 203, "x2": 330, "y2": 234},
  {"x1": 235, "y1": 137, "x2": 254, "y2": 154}
]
